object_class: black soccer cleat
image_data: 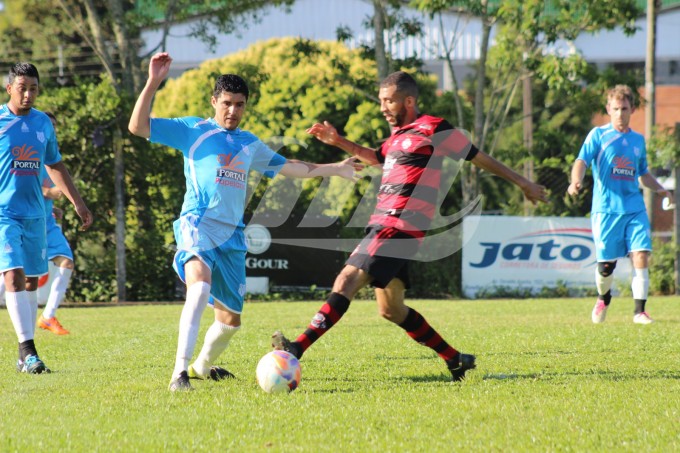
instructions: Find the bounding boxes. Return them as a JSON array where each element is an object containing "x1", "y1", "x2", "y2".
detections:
[
  {"x1": 168, "y1": 370, "x2": 193, "y2": 392},
  {"x1": 207, "y1": 366, "x2": 235, "y2": 381},
  {"x1": 447, "y1": 353, "x2": 476, "y2": 382},
  {"x1": 271, "y1": 330, "x2": 302, "y2": 359}
]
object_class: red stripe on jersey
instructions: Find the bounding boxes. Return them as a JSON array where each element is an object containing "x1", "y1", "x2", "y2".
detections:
[
  {"x1": 436, "y1": 128, "x2": 472, "y2": 158},
  {"x1": 381, "y1": 165, "x2": 441, "y2": 190},
  {"x1": 372, "y1": 114, "x2": 465, "y2": 236},
  {"x1": 375, "y1": 193, "x2": 436, "y2": 217},
  {"x1": 381, "y1": 135, "x2": 433, "y2": 158}
]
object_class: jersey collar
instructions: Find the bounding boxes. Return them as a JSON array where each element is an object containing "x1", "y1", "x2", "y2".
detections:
[{"x1": 207, "y1": 117, "x2": 241, "y2": 134}]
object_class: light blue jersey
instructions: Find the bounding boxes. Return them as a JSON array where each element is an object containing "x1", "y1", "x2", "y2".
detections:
[
  {"x1": 150, "y1": 116, "x2": 286, "y2": 251},
  {"x1": 577, "y1": 123, "x2": 648, "y2": 214},
  {"x1": 42, "y1": 170, "x2": 55, "y2": 219},
  {"x1": 42, "y1": 171, "x2": 73, "y2": 261},
  {"x1": 0, "y1": 105, "x2": 61, "y2": 219},
  {"x1": 150, "y1": 116, "x2": 286, "y2": 312}
]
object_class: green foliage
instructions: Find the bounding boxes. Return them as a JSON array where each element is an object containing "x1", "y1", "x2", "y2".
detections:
[
  {"x1": 38, "y1": 77, "x2": 183, "y2": 301},
  {"x1": 154, "y1": 38, "x2": 383, "y2": 221},
  {"x1": 475, "y1": 281, "x2": 597, "y2": 299},
  {"x1": 135, "y1": 0, "x2": 295, "y2": 52},
  {"x1": 650, "y1": 238, "x2": 676, "y2": 295},
  {"x1": 647, "y1": 126, "x2": 680, "y2": 169}
]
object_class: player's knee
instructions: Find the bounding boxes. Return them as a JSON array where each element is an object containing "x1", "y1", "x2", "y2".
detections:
[
  {"x1": 332, "y1": 266, "x2": 364, "y2": 296},
  {"x1": 598, "y1": 261, "x2": 617, "y2": 277},
  {"x1": 377, "y1": 306, "x2": 394, "y2": 322},
  {"x1": 377, "y1": 304, "x2": 407, "y2": 324}
]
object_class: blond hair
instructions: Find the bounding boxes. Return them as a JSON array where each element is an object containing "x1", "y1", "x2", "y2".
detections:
[{"x1": 607, "y1": 84, "x2": 635, "y2": 106}]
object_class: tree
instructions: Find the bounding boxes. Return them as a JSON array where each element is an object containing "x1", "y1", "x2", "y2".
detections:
[
  {"x1": 412, "y1": 0, "x2": 642, "y2": 210},
  {"x1": 0, "y1": 0, "x2": 297, "y2": 301}
]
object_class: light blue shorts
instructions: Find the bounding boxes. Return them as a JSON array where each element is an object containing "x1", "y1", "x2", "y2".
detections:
[
  {"x1": 46, "y1": 217, "x2": 73, "y2": 261},
  {"x1": 173, "y1": 228, "x2": 247, "y2": 314},
  {"x1": 591, "y1": 211, "x2": 652, "y2": 262},
  {"x1": 0, "y1": 216, "x2": 48, "y2": 277}
]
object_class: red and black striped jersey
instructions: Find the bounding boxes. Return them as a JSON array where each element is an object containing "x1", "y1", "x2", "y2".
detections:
[{"x1": 369, "y1": 114, "x2": 478, "y2": 238}]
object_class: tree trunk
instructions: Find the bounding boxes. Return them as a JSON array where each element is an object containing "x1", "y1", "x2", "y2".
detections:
[
  {"x1": 438, "y1": 12, "x2": 464, "y2": 130},
  {"x1": 644, "y1": 0, "x2": 657, "y2": 229},
  {"x1": 114, "y1": 126, "x2": 126, "y2": 302},
  {"x1": 464, "y1": 6, "x2": 491, "y2": 208},
  {"x1": 522, "y1": 68, "x2": 534, "y2": 216},
  {"x1": 373, "y1": 0, "x2": 389, "y2": 81}
]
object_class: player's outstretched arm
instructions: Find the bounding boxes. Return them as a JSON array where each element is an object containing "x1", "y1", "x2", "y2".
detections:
[
  {"x1": 639, "y1": 172, "x2": 671, "y2": 200},
  {"x1": 470, "y1": 150, "x2": 548, "y2": 205},
  {"x1": 306, "y1": 121, "x2": 380, "y2": 166},
  {"x1": 279, "y1": 157, "x2": 363, "y2": 181},
  {"x1": 567, "y1": 159, "x2": 587, "y2": 196},
  {"x1": 45, "y1": 162, "x2": 93, "y2": 231},
  {"x1": 128, "y1": 52, "x2": 173, "y2": 138}
]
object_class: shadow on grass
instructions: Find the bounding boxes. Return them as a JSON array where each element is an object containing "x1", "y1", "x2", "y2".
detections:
[{"x1": 482, "y1": 369, "x2": 680, "y2": 381}]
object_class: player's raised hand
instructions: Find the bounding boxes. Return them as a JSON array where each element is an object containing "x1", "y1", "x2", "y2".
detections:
[
  {"x1": 75, "y1": 204, "x2": 94, "y2": 231},
  {"x1": 567, "y1": 181, "x2": 582, "y2": 196},
  {"x1": 523, "y1": 181, "x2": 549, "y2": 205},
  {"x1": 306, "y1": 121, "x2": 340, "y2": 146},
  {"x1": 148, "y1": 52, "x2": 172, "y2": 82}
]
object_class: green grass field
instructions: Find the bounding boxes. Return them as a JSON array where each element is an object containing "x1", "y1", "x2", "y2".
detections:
[{"x1": 1, "y1": 297, "x2": 678, "y2": 452}]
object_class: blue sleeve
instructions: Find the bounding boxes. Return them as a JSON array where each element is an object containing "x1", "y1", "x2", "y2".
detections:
[
  {"x1": 250, "y1": 138, "x2": 287, "y2": 178},
  {"x1": 577, "y1": 128, "x2": 599, "y2": 167},
  {"x1": 149, "y1": 117, "x2": 193, "y2": 153},
  {"x1": 43, "y1": 121, "x2": 61, "y2": 166},
  {"x1": 638, "y1": 140, "x2": 649, "y2": 177}
]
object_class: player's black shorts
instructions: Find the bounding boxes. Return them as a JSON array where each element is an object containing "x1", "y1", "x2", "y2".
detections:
[{"x1": 345, "y1": 225, "x2": 420, "y2": 289}]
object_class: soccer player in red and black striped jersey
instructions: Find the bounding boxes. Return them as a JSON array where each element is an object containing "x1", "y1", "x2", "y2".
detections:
[{"x1": 272, "y1": 71, "x2": 548, "y2": 381}]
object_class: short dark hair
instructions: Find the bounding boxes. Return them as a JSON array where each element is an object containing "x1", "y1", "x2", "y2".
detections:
[
  {"x1": 9, "y1": 62, "x2": 40, "y2": 85},
  {"x1": 380, "y1": 71, "x2": 418, "y2": 99},
  {"x1": 213, "y1": 74, "x2": 249, "y2": 100}
]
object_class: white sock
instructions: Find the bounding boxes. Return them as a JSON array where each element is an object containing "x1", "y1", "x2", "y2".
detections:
[
  {"x1": 5, "y1": 291, "x2": 34, "y2": 342},
  {"x1": 595, "y1": 268, "x2": 614, "y2": 295},
  {"x1": 192, "y1": 321, "x2": 240, "y2": 377},
  {"x1": 0, "y1": 278, "x2": 5, "y2": 307},
  {"x1": 38, "y1": 261, "x2": 57, "y2": 307},
  {"x1": 631, "y1": 268, "x2": 649, "y2": 300},
  {"x1": 43, "y1": 267, "x2": 72, "y2": 319},
  {"x1": 27, "y1": 290, "x2": 38, "y2": 336},
  {"x1": 173, "y1": 282, "x2": 210, "y2": 378}
]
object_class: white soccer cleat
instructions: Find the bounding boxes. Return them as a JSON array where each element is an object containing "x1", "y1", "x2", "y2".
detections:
[
  {"x1": 591, "y1": 299, "x2": 608, "y2": 323},
  {"x1": 633, "y1": 312, "x2": 654, "y2": 325}
]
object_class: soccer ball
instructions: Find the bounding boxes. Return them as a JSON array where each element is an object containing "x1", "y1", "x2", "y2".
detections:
[{"x1": 256, "y1": 350, "x2": 301, "y2": 393}]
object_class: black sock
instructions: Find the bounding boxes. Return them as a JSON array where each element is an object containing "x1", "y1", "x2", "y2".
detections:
[
  {"x1": 294, "y1": 292, "x2": 351, "y2": 358},
  {"x1": 634, "y1": 299, "x2": 646, "y2": 314},
  {"x1": 19, "y1": 340, "x2": 37, "y2": 361},
  {"x1": 600, "y1": 290, "x2": 612, "y2": 306}
]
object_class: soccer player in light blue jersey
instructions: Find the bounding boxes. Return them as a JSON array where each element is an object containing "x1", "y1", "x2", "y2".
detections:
[
  {"x1": 33, "y1": 112, "x2": 76, "y2": 335},
  {"x1": 568, "y1": 85, "x2": 669, "y2": 325},
  {"x1": 129, "y1": 52, "x2": 360, "y2": 391},
  {"x1": 1, "y1": 62, "x2": 93, "y2": 374}
]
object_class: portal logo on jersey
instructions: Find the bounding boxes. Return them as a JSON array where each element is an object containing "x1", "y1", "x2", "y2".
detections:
[
  {"x1": 10, "y1": 144, "x2": 40, "y2": 175},
  {"x1": 611, "y1": 156, "x2": 635, "y2": 179},
  {"x1": 215, "y1": 152, "x2": 246, "y2": 188}
]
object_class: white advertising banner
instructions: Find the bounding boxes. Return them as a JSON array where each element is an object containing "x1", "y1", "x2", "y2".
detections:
[{"x1": 462, "y1": 215, "x2": 631, "y2": 298}]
